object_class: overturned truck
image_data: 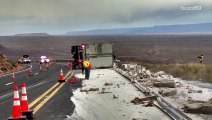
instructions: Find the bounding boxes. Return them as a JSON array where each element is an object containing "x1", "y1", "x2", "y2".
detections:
[{"x1": 71, "y1": 43, "x2": 114, "y2": 69}]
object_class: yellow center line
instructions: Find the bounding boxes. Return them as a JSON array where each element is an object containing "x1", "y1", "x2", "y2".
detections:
[
  {"x1": 28, "y1": 69, "x2": 73, "y2": 113},
  {"x1": 29, "y1": 82, "x2": 60, "y2": 108},
  {"x1": 33, "y1": 83, "x2": 65, "y2": 114}
]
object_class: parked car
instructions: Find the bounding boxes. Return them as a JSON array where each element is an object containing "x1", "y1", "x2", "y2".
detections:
[{"x1": 18, "y1": 55, "x2": 31, "y2": 64}]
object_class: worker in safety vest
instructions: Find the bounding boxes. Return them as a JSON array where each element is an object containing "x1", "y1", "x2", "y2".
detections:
[{"x1": 83, "y1": 60, "x2": 92, "y2": 79}]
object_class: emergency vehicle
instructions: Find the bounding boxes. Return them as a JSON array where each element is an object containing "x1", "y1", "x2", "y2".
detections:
[{"x1": 40, "y1": 56, "x2": 50, "y2": 64}]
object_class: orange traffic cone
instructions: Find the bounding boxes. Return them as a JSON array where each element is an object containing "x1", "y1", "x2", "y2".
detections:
[
  {"x1": 28, "y1": 68, "x2": 33, "y2": 76},
  {"x1": 70, "y1": 75, "x2": 78, "y2": 84},
  {"x1": 21, "y1": 82, "x2": 33, "y2": 119},
  {"x1": 58, "y1": 68, "x2": 65, "y2": 82},
  {"x1": 12, "y1": 72, "x2": 16, "y2": 82},
  {"x1": 39, "y1": 65, "x2": 43, "y2": 73},
  {"x1": 8, "y1": 86, "x2": 26, "y2": 120}
]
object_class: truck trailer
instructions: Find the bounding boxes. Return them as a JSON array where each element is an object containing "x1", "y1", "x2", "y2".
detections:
[{"x1": 71, "y1": 43, "x2": 114, "y2": 69}]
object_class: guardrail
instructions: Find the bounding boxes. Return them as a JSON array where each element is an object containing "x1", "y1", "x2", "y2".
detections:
[{"x1": 113, "y1": 61, "x2": 192, "y2": 120}]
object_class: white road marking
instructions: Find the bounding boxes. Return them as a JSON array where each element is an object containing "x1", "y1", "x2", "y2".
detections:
[
  {"x1": 34, "y1": 73, "x2": 38, "y2": 75},
  {"x1": 5, "y1": 82, "x2": 14, "y2": 86},
  {"x1": 66, "y1": 115, "x2": 71, "y2": 119}
]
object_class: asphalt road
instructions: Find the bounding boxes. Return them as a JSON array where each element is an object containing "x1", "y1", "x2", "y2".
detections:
[{"x1": 0, "y1": 63, "x2": 81, "y2": 120}]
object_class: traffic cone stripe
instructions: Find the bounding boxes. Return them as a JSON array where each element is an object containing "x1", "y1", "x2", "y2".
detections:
[
  {"x1": 21, "y1": 96, "x2": 27, "y2": 100},
  {"x1": 60, "y1": 68, "x2": 64, "y2": 79},
  {"x1": 14, "y1": 101, "x2": 20, "y2": 106},
  {"x1": 14, "y1": 98, "x2": 19, "y2": 101},
  {"x1": 14, "y1": 91, "x2": 19, "y2": 98},
  {"x1": 22, "y1": 88, "x2": 26, "y2": 94}
]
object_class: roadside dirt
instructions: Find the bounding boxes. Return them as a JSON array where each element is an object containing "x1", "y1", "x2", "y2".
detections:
[{"x1": 0, "y1": 53, "x2": 26, "y2": 75}]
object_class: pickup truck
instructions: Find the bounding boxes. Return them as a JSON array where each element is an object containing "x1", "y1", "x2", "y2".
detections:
[{"x1": 18, "y1": 55, "x2": 31, "y2": 64}]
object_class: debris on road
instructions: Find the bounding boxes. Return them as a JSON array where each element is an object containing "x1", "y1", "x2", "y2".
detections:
[
  {"x1": 113, "y1": 95, "x2": 118, "y2": 99},
  {"x1": 153, "y1": 81, "x2": 176, "y2": 88},
  {"x1": 99, "y1": 91, "x2": 112, "y2": 94},
  {"x1": 158, "y1": 89, "x2": 177, "y2": 97},
  {"x1": 187, "y1": 99, "x2": 206, "y2": 104},
  {"x1": 187, "y1": 88, "x2": 202, "y2": 93},
  {"x1": 80, "y1": 88, "x2": 99, "y2": 92},
  {"x1": 184, "y1": 103, "x2": 212, "y2": 114},
  {"x1": 130, "y1": 96, "x2": 156, "y2": 105},
  {"x1": 80, "y1": 89, "x2": 89, "y2": 92},
  {"x1": 104, "y1": 83, "x2": 113, "y2": 86},
  {"x1": 143, "y1": 100, "x2": 154, "y2": 107},
  {"x1": 131, "y1": 97, "x2": 145, "y2": 105},
  {"x1": 98, "y1": 88, "x2": 112, "y2": 94},
  {"x1": 184, "y1": 98, "x2": 212, "y2": 114},
  {"x1": 89, "y1": 88, "x2": 99, "y2": 91}
]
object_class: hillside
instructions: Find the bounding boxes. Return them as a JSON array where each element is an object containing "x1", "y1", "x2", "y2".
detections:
[
  {"x1": 0, "y1": 53, "x2": 20, "y2": 74},
  {"x1": 66, "y1": 23, "x2": 212, "y2": 35},
  {"x1": 15, "y1": 33, "x2": 49, "y2": 36},
  {"x1": 0, "y1": 44, "x2": 7, "y2": 51}
]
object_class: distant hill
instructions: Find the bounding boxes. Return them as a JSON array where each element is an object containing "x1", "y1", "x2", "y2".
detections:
[
  {"x1": 66, "y1": 23, "x2": 212, "y2": 35},
  {"x1": 15, "y1": 33, "x2": 49, "y2": 36},
  {"x1": 0, "y1": 44, "x2": 7, "y2": 51}
]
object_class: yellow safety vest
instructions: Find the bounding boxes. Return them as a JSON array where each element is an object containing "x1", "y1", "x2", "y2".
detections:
[{"x1": 83, "y1": 61, "x2": 90, "y2": 68}]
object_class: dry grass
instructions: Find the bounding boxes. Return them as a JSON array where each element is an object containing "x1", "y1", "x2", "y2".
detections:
[
  {"x1": 143, "y1": 63, "x2": 212, "y2": 83},
  {"x1": 0, "y1": 53, "x2": 25, "y2": 75}
]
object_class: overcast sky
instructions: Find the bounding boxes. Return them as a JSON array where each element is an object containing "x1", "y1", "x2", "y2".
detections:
[{"x1": 0, "y1": 0, "x2": 212, "y2": 35}]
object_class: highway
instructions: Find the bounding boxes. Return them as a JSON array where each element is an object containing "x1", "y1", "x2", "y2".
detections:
[{"x1": 0, "y1": 63, "x2": 81, "y2": 120}]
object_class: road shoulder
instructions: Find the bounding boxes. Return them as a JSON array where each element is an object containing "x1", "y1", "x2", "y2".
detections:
[{"x1": 70, "y1": 69, "x2": 170, "y2": 120}]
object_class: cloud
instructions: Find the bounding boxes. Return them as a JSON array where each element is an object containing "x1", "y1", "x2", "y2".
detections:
[{"x1": 0, "y1": 0, "x2": 212, "y2": 34}]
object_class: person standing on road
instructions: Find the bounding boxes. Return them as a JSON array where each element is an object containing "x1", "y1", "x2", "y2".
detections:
[{"x1": 83, "y1": 60, "x2": 92, "y2": 80}]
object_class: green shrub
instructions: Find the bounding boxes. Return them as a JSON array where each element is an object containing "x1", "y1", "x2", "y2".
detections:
[
  {"x1": 8, "y1": 60, "x2": 17, "y2": 68},
  {"x1": 0, "y1": 66, "x2": 7, "y2": 71},
  {"x1": 0, "y1": 53, "x2": 3, "y2": 59}
]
